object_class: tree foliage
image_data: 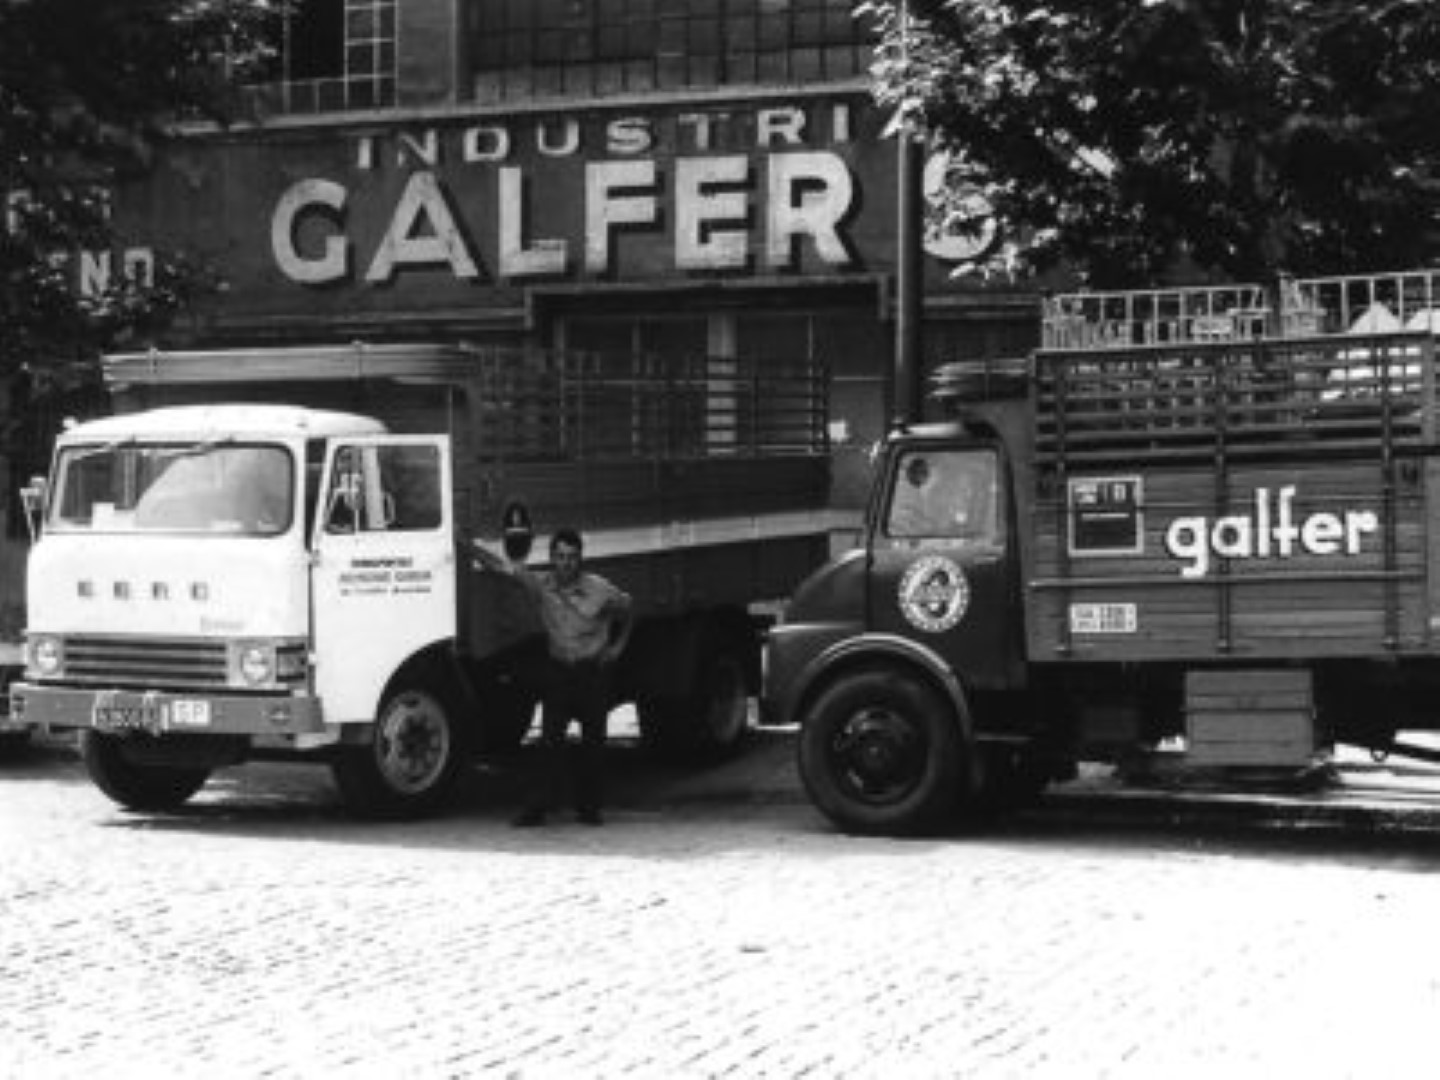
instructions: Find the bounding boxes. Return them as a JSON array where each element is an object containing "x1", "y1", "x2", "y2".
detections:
[
  {"x1": 862, "y1": 0, "x2": 1440, "y2": 286},
  {"x1": 0, "y1": 0, "x2": 278, "y2": 386}
]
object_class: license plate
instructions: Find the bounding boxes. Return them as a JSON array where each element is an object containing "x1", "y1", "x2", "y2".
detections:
[
  {"x1": 92, "y1": 698, "x2": 210, "y2": 732},
  {"x1": 1070, "y1": 602, "x2": 1137, "y2": 634},
  {"x1": 93, "y1": 702, "x2": 163, "y2": 732}
]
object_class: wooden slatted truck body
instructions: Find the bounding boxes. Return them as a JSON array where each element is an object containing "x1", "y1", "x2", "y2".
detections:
[
  {"x1": 763, "y1": 271, "x2": 1440, "y2": 835},
  {"x1": 11, "y1": 343, "x2": 832, "y2": 816}
]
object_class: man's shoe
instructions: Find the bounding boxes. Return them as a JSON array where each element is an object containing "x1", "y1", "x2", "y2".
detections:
[
  {"x1": 577, "y1": 808, "x2": 604, "y2": 826},
  {"x1": 511, "y1": 808, "x2": 547, "y2": 828}
]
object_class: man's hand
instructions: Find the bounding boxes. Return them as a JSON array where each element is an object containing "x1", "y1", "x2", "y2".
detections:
[
  {"x1": 471, "y1": 540, "x2": 509, "y2": 572},
  {"x1": 601, "y1": 597, "x2": 634, "y2": 666}
]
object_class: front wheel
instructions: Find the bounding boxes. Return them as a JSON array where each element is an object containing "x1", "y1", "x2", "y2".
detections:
[
  {"x1": 81, "y1": 732, "x2": 211, "y2": 811},
  {"x1": 798, "y1": 667, "x2": 967, "y2": 836},
  {"x1": 331, "y1": 685, "x2": 466, "y2": 819}
]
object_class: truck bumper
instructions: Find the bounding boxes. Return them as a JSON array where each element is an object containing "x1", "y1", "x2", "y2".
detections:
[{"x1": 9, "y1": 683, "x2": 326, "y2": 738}]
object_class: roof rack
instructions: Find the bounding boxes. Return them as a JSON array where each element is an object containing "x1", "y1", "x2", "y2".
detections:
[
  {"x1": 1043, "y1": 268, "x2": 1440, "y2": 351},
  {"x1": 1041, "y1": 283, "x2": 1269, "y2": 350},
  {"x1": 1281, "y1": 268, "x2": 1440, "y2": 338}
]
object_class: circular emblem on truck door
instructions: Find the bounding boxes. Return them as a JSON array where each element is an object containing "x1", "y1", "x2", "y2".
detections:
[{"x1": 898, "y1": 556, "x2": 970, "y2": 633}]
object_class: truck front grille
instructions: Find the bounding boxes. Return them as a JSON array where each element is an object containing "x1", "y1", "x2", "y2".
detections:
[{"x1": 63, "y1": 636, "x2": 229, "y2": 689}]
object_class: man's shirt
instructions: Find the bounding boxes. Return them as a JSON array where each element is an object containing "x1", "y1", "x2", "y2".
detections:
[{"x1": 517, "y1": 568, "x2": 632, "y2": 664}]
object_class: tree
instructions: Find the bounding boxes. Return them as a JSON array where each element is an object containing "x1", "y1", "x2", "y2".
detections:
[
  {"x1": 0, "y1": 0, "x2": 277, "y2": 544},
  {"x1": 0, "y1": 0, "x2": 278, "y2": 388},
  {"x1": 861, "y1": 0, "x2": 1440, "y2": 286}
]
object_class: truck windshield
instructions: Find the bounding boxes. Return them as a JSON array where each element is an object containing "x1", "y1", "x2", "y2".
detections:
[
  {"x1": 883, "y1": 448, "x2": 1003, "y2": 549},
  {"x1": 47, "y1": 441, "x2": 295, "y2": 537}
]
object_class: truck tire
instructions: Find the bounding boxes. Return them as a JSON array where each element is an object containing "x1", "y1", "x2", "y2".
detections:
[
  {"x1": 0, "y1": 730, "x2": 30, "y2": 758},
  {"x1": 798, "y1": 666, "x2": 964, "y2": 836},
  {"x1": 331, "y1": 685, "x2": 465, "y2": 819},
  {"x1": 638, "y1": 644, "x2": 750, "y2": 763},
  {"x1": 80, "y1": 731, "x2": 211, "y2": 811}
]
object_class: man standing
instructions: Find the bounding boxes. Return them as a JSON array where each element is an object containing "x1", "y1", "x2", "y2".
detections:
[{"x1": 476, "y1": 527, "x2": 633, "y2": 826}]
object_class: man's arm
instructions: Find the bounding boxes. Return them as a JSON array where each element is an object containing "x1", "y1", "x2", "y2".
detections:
[
  {"x1": 600, "y1": 590, "x2": 635, "y2": 665},
  {"x1": 471, "y1": 539, "x2": 508, "y2": 571},
  {"x1": 471, "y1": 540, "x2": 542, "y2": 600}
]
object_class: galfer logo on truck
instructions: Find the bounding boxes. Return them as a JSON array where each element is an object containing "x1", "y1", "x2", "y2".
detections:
[
  {"x1": 898, "y1": 555, "x2": 970, "y2": 633},
  {"x1": 1163, "y1": 485, "x2": 1379, "y2": 578}
]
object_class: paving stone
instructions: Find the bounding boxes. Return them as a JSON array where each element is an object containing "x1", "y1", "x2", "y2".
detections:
[{"x1": 4, "y1": 732, "x2": 1440, "y2": 1075}]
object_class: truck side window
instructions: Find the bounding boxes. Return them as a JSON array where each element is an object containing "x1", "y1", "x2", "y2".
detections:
[
  {"x1": 325, "y1": 443, "x2": 442, "y2": 534},
  {"x1": 377, "y1": 445, "x2": 442, "y2": 531},
  {"x1": 885, "y1": 449, "x2": 1002, "y2": 547}
]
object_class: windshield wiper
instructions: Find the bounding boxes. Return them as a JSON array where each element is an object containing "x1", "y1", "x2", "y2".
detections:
[
  {"x1": 149, "y1": 436, "x2": 236, "y2": 461},
  {"x1": 70, "y1": 436, "x2": 136, "y2": 462}
]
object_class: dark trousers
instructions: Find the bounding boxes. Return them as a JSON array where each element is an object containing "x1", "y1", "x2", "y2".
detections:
[{"x1": 526, "y1": 657, "x2": 612, "y2": 814}]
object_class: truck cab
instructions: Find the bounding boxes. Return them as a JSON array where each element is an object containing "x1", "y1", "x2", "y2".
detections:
[
  {"x1": 763, "y1": 402, "x2": 1056, "y2": 835},
  {"x1": 12, "y1": 405, "x2": 463, "y2": 816}
]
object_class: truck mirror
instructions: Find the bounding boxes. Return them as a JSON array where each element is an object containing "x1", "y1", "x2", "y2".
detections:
[
  {"x1": 19, "y1": 475, "x2": 47, "y2": 541},
  {"x1": 501, "y1": 500, "x2": 533, "y2": 562}
]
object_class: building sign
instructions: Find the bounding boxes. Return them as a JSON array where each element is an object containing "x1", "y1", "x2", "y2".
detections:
[
  {"x1": 272, "y1": 103, "x2": 861, "y2": 286},
  {"x1": 115, "y1": 94, "x2": 997, "y2": 328},
  {"x1": 921, "y1": 151, "x2": 997, "y2": 264},
  {"x1": 7, "y1": 187, "x2": 155, "y2": 300}
]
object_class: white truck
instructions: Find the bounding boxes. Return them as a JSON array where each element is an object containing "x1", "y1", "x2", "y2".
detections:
[{"x1": 11, "y1": 343, "x2": 832, "y2": 815}]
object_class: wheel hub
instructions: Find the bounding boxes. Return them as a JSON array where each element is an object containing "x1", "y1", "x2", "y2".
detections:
[
  {"x1": 831, "y1": 707, "x2": 925, "y2": 805},
  {"x1": 379, "y1": 695, "x2": 448, "y2": 792}
]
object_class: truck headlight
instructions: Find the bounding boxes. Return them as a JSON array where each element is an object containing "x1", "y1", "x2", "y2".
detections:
[
  {"x1": 27, "y1": 635, "x2": 64, "y2": 678},
  {"x1": 232, "y1": 643, "x2": 276, "y2": 688}
]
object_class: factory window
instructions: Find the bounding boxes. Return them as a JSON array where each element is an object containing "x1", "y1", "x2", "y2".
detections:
[
  {"x1": 248, "y1": 0, "x2": 396, "y2": 114},
  {"x1": 468, "y1": 0, "x2": 874, "y2": 104}
]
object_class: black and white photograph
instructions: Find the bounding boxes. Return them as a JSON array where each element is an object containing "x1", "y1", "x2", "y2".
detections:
[{"x1": 5, "y1": 1, "x2": 1440, "y2": 1075}]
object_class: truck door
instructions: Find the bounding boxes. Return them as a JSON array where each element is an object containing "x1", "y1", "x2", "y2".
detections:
[
  {"x1": 867, "y1": 444, "x2": 1021, "y2": 689},
  {"x1": 312, "y1": 435, "x2": 455, "y2": 723}
]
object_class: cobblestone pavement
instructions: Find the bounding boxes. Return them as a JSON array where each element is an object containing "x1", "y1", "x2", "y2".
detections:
[{"x1": 4, "y1": 729, "x2": 1440, "y2": 1079}]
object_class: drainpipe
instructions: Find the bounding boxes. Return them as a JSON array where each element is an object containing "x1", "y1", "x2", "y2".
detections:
[{"x1": 892, "y1": 0, "x2": 924, "y2": 429}]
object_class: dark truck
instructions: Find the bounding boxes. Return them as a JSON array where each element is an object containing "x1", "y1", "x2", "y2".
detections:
[
  {"x1": 763, "y1": 269, "x2": 1440, "y2": 834},
  {"x1": 15, "y1": 342, "x2": 832, "y2": 816}
]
